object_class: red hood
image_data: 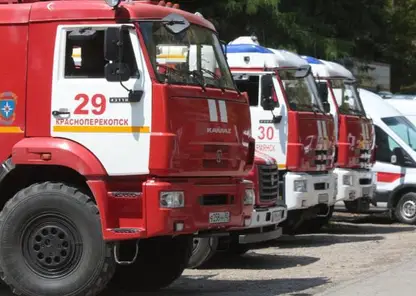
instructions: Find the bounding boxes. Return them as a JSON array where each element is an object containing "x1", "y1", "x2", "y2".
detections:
[
  {"x1": 286, "y1": 111, "x2": 336, "y2": 172},
  {"x1": 254, "y1": 150, "x2": 276, "y2": 165},
  {"x1": 337, "y1": 115, "x2": 374, "y2": 168},
  {"x1": 149, "y1": 84, "x2": 255, "y2": 177}
]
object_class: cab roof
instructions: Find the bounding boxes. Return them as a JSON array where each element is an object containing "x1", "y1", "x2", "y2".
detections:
[
  {"x1": 302, "y1": 55, "x2": 355, "y2": 80},
  {"x1": 0, "y1": 0, "x2": 215, "y2": 30},
  {"x1": 226, "y1": 36, "x2": 307, "y2": 69},
  {"x1": 359, "y1": 88, "x2": 402, "y2": 119}
]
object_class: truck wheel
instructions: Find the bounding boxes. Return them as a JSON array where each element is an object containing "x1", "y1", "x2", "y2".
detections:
[
  {"x1": 110, "y1": 235, "x2": 192, "y2": 291},
  {"x1": 301, "y1": 206, "x2": 334, "y2": 233},
  {"x1": 187, "y1": 237, "x2": 218, "y2": 269},
  {"x1": 0, "y1": 182, "x2": 115, "y2": 296},
  {"x1": 394, "y1": 192, "x2": 416, "y2": 224}
]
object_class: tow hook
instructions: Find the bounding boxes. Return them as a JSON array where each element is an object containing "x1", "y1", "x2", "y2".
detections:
[{"x1": 113, "y1": 240, "x2": 139, "y2": 265}]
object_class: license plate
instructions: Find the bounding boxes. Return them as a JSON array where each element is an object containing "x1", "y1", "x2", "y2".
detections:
[
  {"x1": 318, "y1": 193, "x2": 329, "y2": 203},
  {"x1": 209, "y1": 212, "x2": 230, "y2": 224},
  {"x1": 271, "y1": 211, "x2": 281, "y2": 222},
  {"x1": 362, "y1": 187, "x2": 370, "y2": 197}
]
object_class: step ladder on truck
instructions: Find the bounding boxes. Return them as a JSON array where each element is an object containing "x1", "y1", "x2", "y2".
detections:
[
  {"x1": 226, "y1": 36, "x2": 337, "y2": 234},
  {"x1": 302, "y1": 56, "x2": 377, "y2": 213},
  {"x1": 0, "y1": 1, "x2": 257, "y2": 296}
]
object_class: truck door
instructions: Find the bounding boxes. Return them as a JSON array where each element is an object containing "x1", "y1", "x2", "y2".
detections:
[{"x1": 50, "y1": 25, "x2": 152, "y2": 176}]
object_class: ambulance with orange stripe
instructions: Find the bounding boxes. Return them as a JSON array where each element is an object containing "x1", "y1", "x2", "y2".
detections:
[
  {"x1": 153, "y1": 36, "x2": 288, "y2": 268},
  {"x1": 0, "y1": 1, "x2": 256, "y2": 295},
  {"x1": 359, "y1": 89, "x2": 416, "y2": 225},
  {"x1": 302, "y1": 56, "x2": 376, "y2": 213},
  {"x1": 226, "y1": 36, "x2": 336, "y2": 234}
]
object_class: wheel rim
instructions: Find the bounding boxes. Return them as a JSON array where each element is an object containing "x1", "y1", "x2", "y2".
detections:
[
  {"x1": 401, "y1": 200, "x2": 416, "y2": 219},
  {"x1": 22, "y1": 213, "x2": 83, "y2": 278},
  {"x1": 192, "y1": 238, "x2": 201, "y2": 254}
]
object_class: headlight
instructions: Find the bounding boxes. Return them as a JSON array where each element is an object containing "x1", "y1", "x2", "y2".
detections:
[
  {"x1": 159, "y1": 191, "x2": 185, "y2": 208},
  {"x1": 342, "y1": 175, "x2": 353, "y2": 186},
  {"x1": 294, "y1": 180, "x2": 307, "y2": 192},
  {"x1": 244, "y1": 189, "x2": 255, "y2": 205}
]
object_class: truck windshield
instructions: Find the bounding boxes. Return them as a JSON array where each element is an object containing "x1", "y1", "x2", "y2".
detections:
[
  {"x1": 139, "y1": 22, "x2": 235, "y2": 90},
  {"x1": 278, "y1": 69, "x2": 323, "y2": 112},
  {"x1": 382, "y1": 116, "x2": 416, "y2": 151},
  {"x1": 330, "y1": 80, "x2": 365, "y2": 116}
]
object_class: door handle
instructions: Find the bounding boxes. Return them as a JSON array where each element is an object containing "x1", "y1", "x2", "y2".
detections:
[{"x1": 52, "y1": 110, "x2": 70, "y2": 116}]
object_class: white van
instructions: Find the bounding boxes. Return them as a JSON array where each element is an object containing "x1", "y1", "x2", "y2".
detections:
[
  {"x1": 360, "y1": 89, "x2": 416, "y2": 224},
  {"x1": 386, "y1": 98, "x2": 416, "y2": 128}
]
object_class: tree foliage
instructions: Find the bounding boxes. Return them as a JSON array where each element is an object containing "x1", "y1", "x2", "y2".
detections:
[{"x1": 180, "y1": 0, "x2": 416, "y2": 92}]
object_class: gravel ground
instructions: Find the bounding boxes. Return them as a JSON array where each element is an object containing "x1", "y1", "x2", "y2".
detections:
[
  {"x1": 1, "y1": 213, "x2": 415, "y2": 296},
  {"x1": 135, "y1": 213, "x2": 416, "y2": 296}
]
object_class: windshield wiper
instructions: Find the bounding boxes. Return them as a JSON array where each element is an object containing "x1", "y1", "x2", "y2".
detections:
[
  {"x1": 190, "y1": 70, "x2": 207, "y2": 92},
  {"x1": 292, "y1": 103, "x2": 316, "y2": 112},
  {"x1": 312, "y1": 103, "x2": 324, "y2": 114},
  {"x1": 346, "y1": 107, "x2": 363, "y2": 117},
  {"x1": 156, "y1": 64, "x2": 206, "y2": 91},
  {"x1": 199, "y1": 68, "x2": 226, "y2": 92}
]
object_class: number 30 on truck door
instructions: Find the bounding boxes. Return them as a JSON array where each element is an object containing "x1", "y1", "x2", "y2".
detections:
[{"x1": 258, "y1": 125, "x2": 274, "y2": 140}]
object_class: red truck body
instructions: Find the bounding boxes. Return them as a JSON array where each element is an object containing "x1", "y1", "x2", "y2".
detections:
[{"x1": 0, "y1": 1, "x2": 255, "y2": 295}]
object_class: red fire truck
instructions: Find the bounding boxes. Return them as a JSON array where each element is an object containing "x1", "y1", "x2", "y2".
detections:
[{"x1": 0, "y1": 1, "x2": 255, "y2": 295}]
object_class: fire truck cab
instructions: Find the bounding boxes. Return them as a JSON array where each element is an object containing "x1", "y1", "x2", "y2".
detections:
[
  {"x1": 302, "y1": 56, "x2": 376, "y2": 213},
  {"x1": 0, "y1": 1, "x2": 255, "y2": 296},
  {"x1": 226, "y1": 36, "x2": 336, "y2": 233}
]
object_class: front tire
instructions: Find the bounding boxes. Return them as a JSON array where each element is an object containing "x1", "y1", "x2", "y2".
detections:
[
  {"x1": 187, "y1": 237, "x2": 218, "y2": 269},
  {"x1": 394, "y1": 192, "x2": 416, "y2": 224},
  {"x1": 0, "y1": 182, "x2": 115, "y2": 296},
  {"x1": 110, "y1": 235, "x2": 192, "y2": 291}
]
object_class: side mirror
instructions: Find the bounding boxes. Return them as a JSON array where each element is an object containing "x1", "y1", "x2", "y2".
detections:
[
  {"x1": 220, "y1": 40, "x2": 227, "y2": 56},
  {"x1": 104, "y1": 27, "x2": 123, "y2": 62},
  {"x1": 392, "y1": 147, "x2": 405, "y2": 165},
  {"x1": 104, "y1": 63, "x2": 132, "y2": 82},
  {"x1": 162, "y1": 13, "x2": 190, "y2": 34},
  {"x1": 322, "y1": 101, "x2": 330, "y2": 113},
  {"x1": 317, "y1": 82, "x2": 329, "y2": 103},
  {"x1": 294, "y1": 65, "x2": 311, "y2": 78},
  {"x1": 260, "y1": 74, "x2": 276, "y2": 111}
]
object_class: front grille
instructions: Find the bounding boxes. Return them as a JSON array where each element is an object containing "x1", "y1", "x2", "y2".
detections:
[
  {"x1": 258, "y1": 164, "x2": 279, "y2": 203},
  {"x1": 199, "y1": 194, "x2": 230, "y2": 206},
  {"x1": 314, "y1": 182, "x2": 329, "y2": 190},
  {"x1": 359, "y1": 178, "x2": 372, "y2": 185}
]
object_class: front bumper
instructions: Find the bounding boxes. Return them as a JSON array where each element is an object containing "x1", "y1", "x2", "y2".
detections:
[
  {"x1": 284, "y1": 172, "x2": 336, "y2": 210},
  {"x1": 334, "y1": 168, "x2": 375, "y2": 202},
  {"x1": 90, "y1": 178, "x2": 253, "y2": 241},
  {"x1": 238, "y1": 226, "x2": 283, "y2": 244},
  {"x1": 244, "y1": 205, "x2": 287, "y2": 229}
]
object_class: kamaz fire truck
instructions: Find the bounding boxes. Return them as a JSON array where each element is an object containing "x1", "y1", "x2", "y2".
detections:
[
  {"x1": 153, "y1": 15, "x2": 287, "y2": 268},
  {"x1": 0, "y1": 1, "x2": 255, "y2": 295},
  {"x1": 302, "y1": 56, "x2": 376, "y2": 212},
  {"x1": 226, "y1": 36, "x2": 337, "y2": 233}
]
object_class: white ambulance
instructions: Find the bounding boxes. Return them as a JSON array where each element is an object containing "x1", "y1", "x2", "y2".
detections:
[{"x1": 360, "y1": 89, "x2": 416, "y2": 224}]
